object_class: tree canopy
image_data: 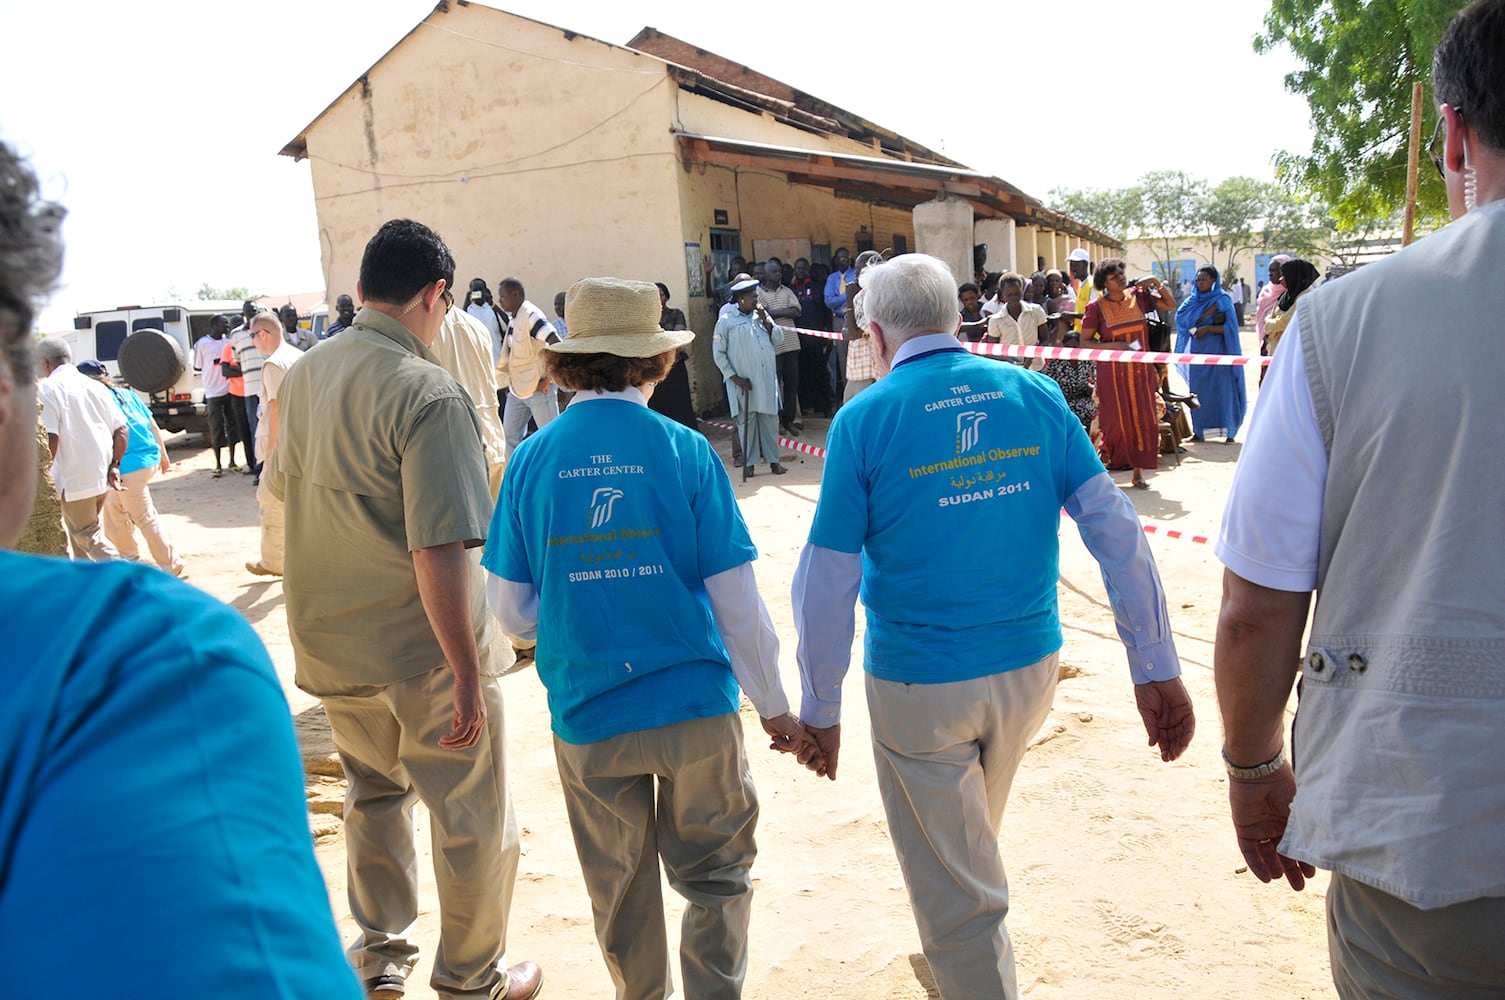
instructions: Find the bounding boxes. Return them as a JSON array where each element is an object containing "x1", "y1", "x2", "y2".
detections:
[
  {"x1": 1254, "y1": 0, "x2": 1463, "y2": 227},
  {"x1": 197, "y1": 282, "x2": 256, "y2": 302}
]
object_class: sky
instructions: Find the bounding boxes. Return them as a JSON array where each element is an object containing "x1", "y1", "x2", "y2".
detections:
[{"x1": 2, "y1": 0, "x2": 1314, "y2": 331}]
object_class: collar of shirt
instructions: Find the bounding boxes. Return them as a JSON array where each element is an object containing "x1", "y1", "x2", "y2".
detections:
[
  {"x1": 352, "y1": 305, "x2": 438, "y2": 363},
  {"x1": 570, "y1": 386, "x2": 648, "y2": 407},
  {"x1": 891, "y1": 332, "x2": 966, "y2": 367}
]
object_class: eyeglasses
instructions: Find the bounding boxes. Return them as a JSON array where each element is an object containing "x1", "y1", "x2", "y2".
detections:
[{"x1": 1430, "y1": 107, "x2": 1462, "y2": 180}]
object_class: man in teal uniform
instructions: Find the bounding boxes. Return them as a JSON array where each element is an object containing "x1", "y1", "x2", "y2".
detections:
[{"x1": 792, "y1": 253, "x2": 1195, "y2": 999}]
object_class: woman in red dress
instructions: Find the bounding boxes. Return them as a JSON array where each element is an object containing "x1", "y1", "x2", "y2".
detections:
[{"x1": 1080, "y1": 258, "x2": 1177, "y2": 489}]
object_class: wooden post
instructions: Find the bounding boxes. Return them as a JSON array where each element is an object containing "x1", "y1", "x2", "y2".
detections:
[{"x1": 1403, "y1": 81, "x2": 1423, "y2": 246}]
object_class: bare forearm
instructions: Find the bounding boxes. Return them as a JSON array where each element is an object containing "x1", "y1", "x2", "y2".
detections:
[
  {"x1": 412, "y1": 542, "x2": 482, "y2": 684},
  {"x1": 1213, "y1": 569, "x2": 1311, "y2": 763}
]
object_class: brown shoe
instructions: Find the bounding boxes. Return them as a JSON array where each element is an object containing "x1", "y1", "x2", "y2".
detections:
[
  {"x1": 499, "y1": 960, "x2": 543, "y2": 999},
  {"x1": 245, "y1": 560, "x2": 282, "y2": 577}
]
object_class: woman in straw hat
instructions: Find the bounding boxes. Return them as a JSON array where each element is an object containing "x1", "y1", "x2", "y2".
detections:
[{"x1": 481, "y1": 276, "x2": 819, "y2": 999}]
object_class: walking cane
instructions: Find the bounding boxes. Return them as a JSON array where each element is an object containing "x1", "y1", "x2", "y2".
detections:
[{"x1": 739, "y1": 382, "x2": 753, "y2": 482}]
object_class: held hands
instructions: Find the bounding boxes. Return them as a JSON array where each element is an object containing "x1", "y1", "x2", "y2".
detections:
[
  {"x1": 1133, "y1": 677, "x2": 1195, "y2": 762},
  {"x1": 799, "y1": 723, "x2": 840, "y2": 781},
  {"x1": 1229, "y1": 763, "x2": 1315, "y2": 891},
  {"x1": 439, "y1": 677, "x2": 487, "y2": 750},
  {"x1": 761, "y1": 714, "x2": 835, "y2": 779}
]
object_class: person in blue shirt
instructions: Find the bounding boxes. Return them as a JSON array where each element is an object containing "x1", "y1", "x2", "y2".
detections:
[
  {"x1": 791, "y1": 252, "x2": 1195, "y2": 1000},
  {"x1": 79, "y1": 359, "x2": 186, "y2": 577},
  {"x1": 484, "y1": 276, "x2": 815, "y2": 1000},
  {"x1": 823, "y1": 247, "x2": 856, "y2": 401},
  {"x1": 0, "y1": 138, "x2": 359, "y2": 1000}
]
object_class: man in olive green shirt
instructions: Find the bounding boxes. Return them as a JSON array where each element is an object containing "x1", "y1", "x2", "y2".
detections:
[{"x1": 267, "y1": 219, "x2": 541, "y2": 1000}]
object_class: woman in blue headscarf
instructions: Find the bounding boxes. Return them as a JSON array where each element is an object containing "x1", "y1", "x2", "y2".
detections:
[{"x1": 1174, "y1": 265, "x2": 1247, "y2": 443}]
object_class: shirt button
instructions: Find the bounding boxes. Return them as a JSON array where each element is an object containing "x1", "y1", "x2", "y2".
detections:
[
  {"x1": 1348, "y1": 653, "x2": 1367, "y2": 674},
  {"x1": 1307, "y1": 652, "x2": 1325, "y2": 673},
  {"x1": 1143, "y1": 662, "x2": 1154, "y2": 674}
]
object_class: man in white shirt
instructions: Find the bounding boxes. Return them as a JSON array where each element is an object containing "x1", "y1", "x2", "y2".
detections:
[
  {"x1": 35, "y1": 337, "x2": 126, "y2": 560},
  {"x1": 193, "y1": 314, "x2": 241, "y2": 474},
  {"x1": 497, "y1": 277, "x2": 560, "y2": 455},
  {"x1": 246, "y1": 313, "x2": 304, "y2": 577}
]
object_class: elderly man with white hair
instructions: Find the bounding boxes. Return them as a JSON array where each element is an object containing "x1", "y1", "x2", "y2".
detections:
[{"x1": 791, "y1": 252, "x2": 1195, "y2": 999}]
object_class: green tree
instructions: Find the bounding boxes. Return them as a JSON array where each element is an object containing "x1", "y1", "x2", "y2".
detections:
[
  {"x1": 1255, "y1": 0, "x2": 1462, "y2": 228},
  {"x1": 1046, "y1": 185, "x2": 1143, "y2": 242},
  {"x1": 1137, "y1": 170, "x2": 1209, "y2": 283},
  {"x1": 197, "y1": 282, "x2": 256, "y2": 302}
]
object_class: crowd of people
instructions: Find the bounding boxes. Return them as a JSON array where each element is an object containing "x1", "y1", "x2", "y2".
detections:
[{"x1": 2, "y1": 3, "x2": 1503, "y2": 998}]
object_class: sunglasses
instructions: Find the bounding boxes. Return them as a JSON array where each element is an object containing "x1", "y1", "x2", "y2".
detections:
[{"x1": 1429, "y1": 107, "x2": 1462, "y2": 180}]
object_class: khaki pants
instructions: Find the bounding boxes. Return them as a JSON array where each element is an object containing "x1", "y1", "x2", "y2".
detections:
[
  {"x1": 1327, "y1": 873, "x2": 1505, "y2": 998},
  {"x1": 321, "y1": 667, "x2": 519, "y2": 1000},
  {"x1": 103, "y1": 466, "x2": 180, "y2": 572},
  {"x1": 866, "y1": 654, "x2": 1058, "y2": 1000},
  {"x1": 553, "y1": 713, "x2": 759, "y2": 1000},
  {"x1": 61, "y1": 492, "x2": 117, "y2": 562},
  {"x1": 255, "y1": 474, "x2": 284, "y2": 574}
]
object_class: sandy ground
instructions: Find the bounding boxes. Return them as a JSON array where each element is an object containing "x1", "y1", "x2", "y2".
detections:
[{"x1": 144, "y1": 358, "x2": 1335, "y2": 999}]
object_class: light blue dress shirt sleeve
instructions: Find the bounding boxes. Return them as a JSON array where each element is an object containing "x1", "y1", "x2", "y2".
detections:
[
  {"x1": 790, "y1": 542, "x2": 863, "y2": 725},
  {"x1": 1064, "y1": 472, "x2": 1181, "y2": 685}
]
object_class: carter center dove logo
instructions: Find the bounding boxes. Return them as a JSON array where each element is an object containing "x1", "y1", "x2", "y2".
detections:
[
  {"x1": 956, "y1": 410, "x2": 987, "y2": 454},
  {"x1": 590, "y1": 487, "x2": 624, "y2": 528}
]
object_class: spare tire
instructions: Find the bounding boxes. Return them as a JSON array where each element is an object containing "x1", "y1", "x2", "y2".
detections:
[{"x1": 118, "y1": 329, "x2": 186, "y2": 394}]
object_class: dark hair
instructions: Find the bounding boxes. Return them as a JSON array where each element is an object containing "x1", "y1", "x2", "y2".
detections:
[
  {"x1": 545, "y1": 350, "x2": 675, "y2": 392},
  {"x1": 0, "y1": 143, "x2": 65, "y2": 387},
  {"x1": 358, "y1": 219, "x2": 454, "y2": 306},
  {"x1": 499, "y1": 277, "x2": 525, "y2": 296},
  {"x1": 654, "y1": 281, "x2": 670, "y2": 299},
  {"x1": 958, "y1": 282, "x2": 980, "y2": 296},
  {"x1": 1277, "y1": 259, "x2": 1320, "y2": 311},
  {"x1": 1198, "y1": 265, "x2": 1221, "y2": 286},
  {"x1": 1093, "y1": 258, "x2": 1126, "y2": 291},
  {"x1": 998, "y1": 271, "x2": 1025, "y2": 290},
  {"x1": 1433, "y1": 0, "x2": 1505, "y2": 152}
]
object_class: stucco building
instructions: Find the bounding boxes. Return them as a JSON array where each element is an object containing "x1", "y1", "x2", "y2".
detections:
[{"x1": 280, "y1": 1, "x2": 1117, "y2": 411}]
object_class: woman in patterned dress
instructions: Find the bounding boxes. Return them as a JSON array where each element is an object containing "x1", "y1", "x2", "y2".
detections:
[{"x1": 1080, "y1": 258, "x2": 1177, "y2": 489}]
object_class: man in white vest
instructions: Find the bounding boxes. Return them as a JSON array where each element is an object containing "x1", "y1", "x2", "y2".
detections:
[{"x1": 1213, "y1": 1, "x2": 1505, "y2": 993}]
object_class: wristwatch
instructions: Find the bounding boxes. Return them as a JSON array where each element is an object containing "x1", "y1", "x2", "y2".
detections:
[{"x1": 1190, "y1": 326, "x2": 1199, "y2": 337}]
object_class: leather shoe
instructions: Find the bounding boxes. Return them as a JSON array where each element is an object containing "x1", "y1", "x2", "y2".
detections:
[
  {"x1": 499, "y1": 961, "x2": 543, "y2": 999},
  {"x1": 770, "y1": 463, "x2": 787, "y2": 475}
]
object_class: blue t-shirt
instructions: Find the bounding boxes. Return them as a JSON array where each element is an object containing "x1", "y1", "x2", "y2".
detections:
[
  {"x1": 483, "y1": 398, "x2": 758, "y2": 744},
  {"x1": 0, "y1": 554, "x2": 360, "y2": 998},
  {"x1": 107, "y1": 385, "x2": 160, "y2": 475},
  {"x1": 809, "y1": 348, "x2": 1104, "y2": 684}
]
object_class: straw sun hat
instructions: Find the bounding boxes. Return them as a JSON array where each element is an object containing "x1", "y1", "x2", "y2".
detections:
[{"x1": 545, "y1": 277, "x2": 695, "y2": 358}]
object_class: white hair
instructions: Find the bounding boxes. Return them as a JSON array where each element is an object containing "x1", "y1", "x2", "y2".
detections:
[
  {"x1": 35, "y1": 336, "x2": 71, "y2": 366},
  {"x1": 860, "y1": 253, "x2": 959, "y2": 347}
]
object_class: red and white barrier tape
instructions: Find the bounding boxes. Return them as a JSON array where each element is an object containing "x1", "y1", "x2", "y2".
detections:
[
  {"x1": 698, "y1": 419, "x2": 828, "y2": 458},
  {"x1": 770, "y1": 324, "x2": 1265, "y2": 367},
  {"x1": 1138, "y1": 521, "x2": 1213, "y2": 545}
]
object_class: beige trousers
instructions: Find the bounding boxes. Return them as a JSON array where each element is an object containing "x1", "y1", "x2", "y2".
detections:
[
  {"x1": 61, "y1": 492, "x2": 117, "y2": 562},
  {"x1": 866, "y1": 653, "x2": 1059, "y2": 1000},
  {"x1": 552, "y1": 713, "x2": 759, "y2": 1000},
  {"x1": 103, "y1": 466, "x2": 180, "y2": 571},
  {"x1": 255, "y1": 474, "x2": 284, "y2": 573},
  {"x1": 1327, "y1": 873, "x2": 1505, "y2": 998},
  {"x1": 321, "y1": 667, "x2": 519, "y2": 1000}
]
